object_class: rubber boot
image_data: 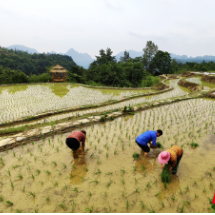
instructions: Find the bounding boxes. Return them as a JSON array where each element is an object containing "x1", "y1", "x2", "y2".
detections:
[{"x1": 72, "y1": 150, "x2": 79, "y2": 159}]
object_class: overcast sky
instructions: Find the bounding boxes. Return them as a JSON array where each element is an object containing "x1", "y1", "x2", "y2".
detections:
[{"x1": 1, "y1": 0, "x2": 215, "y2": 58}]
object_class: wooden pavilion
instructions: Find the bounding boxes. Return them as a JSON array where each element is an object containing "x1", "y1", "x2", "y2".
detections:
[{"x1": 50, "y1": 64, "x2": 68, "y2": 82}]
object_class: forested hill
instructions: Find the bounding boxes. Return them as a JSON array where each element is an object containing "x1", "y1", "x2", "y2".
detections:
[{"x1": 0, "y1": 47, "x2": 76, "y2": 75}]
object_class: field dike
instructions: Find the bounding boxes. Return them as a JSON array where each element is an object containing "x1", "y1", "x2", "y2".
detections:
[
  {"x1": 201, "y1": 75, "x2": 215, "y2": 84},
  {"x1": 178, "y1": 78, "x2": 203, "y2": 92}
]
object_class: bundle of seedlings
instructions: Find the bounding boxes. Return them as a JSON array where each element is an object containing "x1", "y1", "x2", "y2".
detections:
[
  {"x1": 156, "y1": 142, "x2": 163, "y2": 149},
  {"x1": 132, "y1": 152, "x2": 140, "y2": 160},
  {"x1": 123, "y1": 105, "x2": 134, "y2": 115},
  {"x1": 161, "y1": 164, "x2": 171, "y2": 188}
]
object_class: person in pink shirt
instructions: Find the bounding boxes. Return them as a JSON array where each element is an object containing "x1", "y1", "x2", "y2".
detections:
[{"x1": 66, "y1": 130, "x2": 86, "y2": 158}]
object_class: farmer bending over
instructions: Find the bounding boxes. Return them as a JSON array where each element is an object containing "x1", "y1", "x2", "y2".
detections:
[
  {"x1": 158, "y1": 145, "x2": 183, "y2": 175},
  {"x1": 66, "y1": 130, "x2": 86, "y2": 158},
  {"x1": 136, "y1": 130, "x2": 163, "y2": 157}
]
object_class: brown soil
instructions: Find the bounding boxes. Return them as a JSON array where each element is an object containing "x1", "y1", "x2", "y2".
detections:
[
  {"x1": 159, "y1": 75, "x2": 167, "y2": 80},
  {"x1": 178, "y1": 79, "x2": 202, "y2": 92},
  {"x1": 205, "y1": 90, "x2": 215, "y2": 98},
  {"x1": 168, "y1": 75, "x2": 179, "y2": 79},
  {"x1": 181, "y1": 71, "x2": 196, "y2": 77},
  {"x1": 152, "y1": 82, "x2": 169, "y2": 90},
  {"x1": 201, "y1": 75, "x2": 215, "y2": 83}
]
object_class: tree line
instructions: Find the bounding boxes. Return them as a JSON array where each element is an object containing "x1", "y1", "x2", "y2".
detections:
[{"x1": 1, "y1": 41, "x2": 215, "y2": 86}]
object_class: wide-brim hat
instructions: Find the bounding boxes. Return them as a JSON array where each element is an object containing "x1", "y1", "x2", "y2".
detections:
[{"x1": 158, "y1": 151, "x2": 170, "y2": 164}]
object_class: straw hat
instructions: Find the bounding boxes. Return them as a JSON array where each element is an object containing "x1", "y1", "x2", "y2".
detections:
[{"x1": 158, "y1": 151, "x2": 170, "y2": 164}]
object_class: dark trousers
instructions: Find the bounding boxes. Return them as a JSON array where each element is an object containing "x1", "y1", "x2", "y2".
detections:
[{"x1": 172, "y1": 153, "x2": 183, "y2": 175}]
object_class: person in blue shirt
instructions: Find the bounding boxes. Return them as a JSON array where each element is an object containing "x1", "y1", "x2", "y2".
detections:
[{"x1": 136, "y1": 130, "x2": 163, "y2": 157}]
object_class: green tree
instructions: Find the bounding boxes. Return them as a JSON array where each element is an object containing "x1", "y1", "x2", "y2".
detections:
[
  {"x1": 95, "y1": 48, "x2": 116, "y2": 65},
  {"x1": 171, "y1": 59, "x2": 179, "y2": 73},
  {"x1": 143, "y1": 41, "x2": 158, "y2": 74},
  {"x1": 151, "y1": 50, "x2": 172, "y2": 75},
  {"x1": 120, "y1": 51, "x2": 131, "y2": 62}
]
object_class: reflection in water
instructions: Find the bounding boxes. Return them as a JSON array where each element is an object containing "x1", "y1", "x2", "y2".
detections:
[
  {"x1": 158, "y1": 174, "x2": 180, "y2": 199},
  {"x1": 0, "y1": 85, "x2": 28, "y2": 94},
  {"x1": 49, "y1": 84, "x2": 70, "y2": 98},
  {"x1": 70, "y1": 152, "x2": 88, "y2": 184}
]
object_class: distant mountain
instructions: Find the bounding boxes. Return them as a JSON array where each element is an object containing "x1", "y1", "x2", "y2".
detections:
[
  {"x1": 7, "y1": 45, "x2": 39, "y2": 54},
  {"x1": 65, "y1": 48, "x2": 94, "y2": 69}
]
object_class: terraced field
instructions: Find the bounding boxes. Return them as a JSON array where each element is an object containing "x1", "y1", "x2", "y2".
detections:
[{"x1": 0, "y1": 77, "x2": 215, "y2": 213}]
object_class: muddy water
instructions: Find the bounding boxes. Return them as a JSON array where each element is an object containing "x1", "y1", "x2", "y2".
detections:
[
  {"x1": 0, "y1": 83, "x2": 154, "y2": 124},
  {"x1": 186, "y1": 77, "x2": 215, "y2": 89},
  {"x1": 0, "y1": 98, "x2": 215, "y2": 212}
]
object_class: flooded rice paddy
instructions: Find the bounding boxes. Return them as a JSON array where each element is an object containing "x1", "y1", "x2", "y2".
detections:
[
  {"x1": 186, "y1": 77, "x2": 215, "y2": 89},
  {"x1": 0, "y1": 98, "x2": 215, "y2": 212},
  {"x1": 0, "y1": 80, "x2": 186, "y2": 126},
  {"x1": 0, "y1": 84, "x2": 154, "y2": 124}
]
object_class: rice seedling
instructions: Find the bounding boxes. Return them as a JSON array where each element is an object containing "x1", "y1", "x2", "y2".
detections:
[
  {"x1": 193, "y1": 181, "x2": 198, "y2": 186},
  {"x1": 194, "y1": 193, "x2": 198, "y2": 199},
  {"x1": 5, "y1": 200, "x2": 13, "y2": 206},
  {"x1": 71, "y1": 187, "x2": 78, "y2": 193},
  {"x1": 13, "y1": 151, "x2": 16, "y2": 157},
  {"x1": 203, "y1": 187, "x2": 207, "y2": 193},
  {"x1": 106, "y1": 172, "x2": 113, "y2": 176},
  {"x1": 146, "y1": 182, "x2": 151, "y2": 189},
  {"x1": 114, "y1": 149, "x2": 117, "y2": 155},
  {"x1": 31, "y1": 174, "x2": 35, "y2": 180},
  {"x1": 106, "y1": 179, "x2": 112, "y2": 188},
  {"x1": 106, "y1": 153, "x2": 109, "y2": 158},
  {"x1": 53, "y1": 181, "x2": 58, "y2": 187},
  {"x1": 35, "y1": 209, "x2": 38, "y2": 213},
  {"x1": 57, "y1": 170, "x2": 62, "y2": 176},
  {"x1": 62, "y1": 184, "x2": 68, "y2": 191},
  {"x1": 132, "y1": 152, "x2": 140, "y2": 160},
  {"x1": 84, "y1": 167, "x2": 88, "y2": 171},
  {"x1": 46, "y1": 196, "x2": 50, "y2": 202},
  {"x1": 178, "y1": 205, "x2": 184, "y2": 213},
  {"x1": 0, "y1": 157, "x2": 5, "y2": 166},
  {"x1": 185, "y1": 185, "x2": 189, "y2": 192},
  {"x1": 155, "y1": 191, "x2": 161, "y2": 197},
  {"x1": 171, "y1": 194, "x2": 175, "y2": 201},
  {"x1": 210, "y1": 182, "x2": 214, "y2": 189},
  {"x1": 160, "y1": 201, "x2": 164, "y2": 208},
  {"x1": 14, "y1": 209, "x2": 22, "y2": 213},
  {"x1": 45, "y1": 170, "x2": 51, "y2": 175},
  {"x1": 39, "y1": 181, "x2": 44, "y2": 186},
  {"x1": 139, "y1": 201, "x2": 147, "y2": 210},
  {"x1": 148, "y1": 204, "x2": 155, "y2": 213},
  {"x1": 85, "y1": 205, "x2": 93, "y2": 213},
  {"x1": 161, "y1": 165, "x2": 171, "y2": 187},
  {"x1": 94, "y1": 169, "x2": 101, "y2": 175},
  {"x1": 42, "y1": 160, "x2": 45, "y2": 165},
  {"x1": 70, "y1": 200, "x2": 75, "y2": 213},
  {"x1": 58, "y1": 200, "x2": 67, "y2": 211},
  {"x1": 17, "y1": 174, "x2": 23, "y2": 179},
  {"x1": 136, "y1": 188, "x2": 140, "y2": 194},
  {"x1": 141, "y1": 164, "x2": 145, "y2": 171},
  {"x1": 0, "y1": 196, "x2": 4, "y2": 202},
  {"x1": 90, "y1": 153, "x2": 95, "y2": 159},
  {"x1": 90, "y1": 180, "x2": 99, "y2": 184},
  {"x1": 12, "y1": 164, "x2": 20, "y2": 169},
  {"x1": 22, "y1": 186, "x2": 25, "y2": 192},
  {"x1": 97, "y1": 158, "x2": 101, "y2": 164},
  {"x1": 10, "y1": 180, "x2": 14, "y2": 189},
  {"x1": 88, "y1": 191, "x2": 92, "y2": 197},
  {"x1": 126, "y1": 200, "x2": 130, "y2": 210},
  {"x1": 133, "y1": 166, "x2": 137, "y2": 172},
  {"x1": 191, "y1": 142, "x2": 199, "y2": 148},
  {"x1": 29, "y1": 191, "x2": 36, "y2": 198},
  {"x1": 52, "y1": 161, "x2": 57, "y2": 167},
  {"x1": 120, "y1": 169, "x2": 125, "y2": 174},
  {"x1": 104, "y1": 192, "x2": 107, "y2": 197},
  {"x1": 121, "y1": 178, "x2": 125, "y2": 185},
  {"x1": 156, "y1": 142, "x2": 163, "y2": 148}
]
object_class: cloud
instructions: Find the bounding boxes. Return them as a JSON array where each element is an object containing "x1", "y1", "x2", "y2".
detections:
[
  {"x1": 128, "y1": 31, "x2": 168, "y2": 42},
  {"x1": 105, "y1": 0, "x2": 123, "y2": 11}
]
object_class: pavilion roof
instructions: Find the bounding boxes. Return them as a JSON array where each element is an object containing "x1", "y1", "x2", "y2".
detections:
[{"x1": 50, "y1": 64, "x2": 68, "y2": 73}]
